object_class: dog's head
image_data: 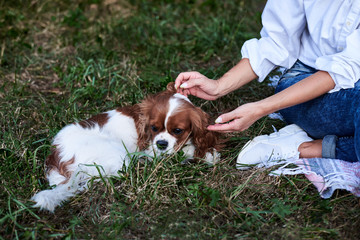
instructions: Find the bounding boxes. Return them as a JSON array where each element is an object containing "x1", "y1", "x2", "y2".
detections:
[{"x1": 138, "y1": 82, "x2": 222, "y2": 161}]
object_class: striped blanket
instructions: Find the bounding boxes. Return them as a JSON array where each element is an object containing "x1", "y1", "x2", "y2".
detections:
[{"x1": 261, "y1": 158, "x2": 360, "y2": 198}]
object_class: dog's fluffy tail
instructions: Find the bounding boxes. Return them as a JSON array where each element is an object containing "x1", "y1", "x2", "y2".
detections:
[
  {"x1": 31, "y1": 184, "x2": 77, "y2": 212},
  {"x1": 31, "y1": 170, "x2": 91, "y2": 212}
]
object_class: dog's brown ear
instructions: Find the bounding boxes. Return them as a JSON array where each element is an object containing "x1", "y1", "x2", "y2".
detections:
[
  {"x1": 166, "y1": 82, "x2": 176, "y2": 93},
  {"x1": 190, "y1": 107, "x2": 222, "y2": 159},
  {"x1": 137, "y1": 99, "x2": 154, "y2": 150}
]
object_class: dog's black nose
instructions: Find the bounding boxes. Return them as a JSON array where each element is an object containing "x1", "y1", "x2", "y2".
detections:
[{"x1": 156, "y1": 140, "x2": 168, "y2": 150}]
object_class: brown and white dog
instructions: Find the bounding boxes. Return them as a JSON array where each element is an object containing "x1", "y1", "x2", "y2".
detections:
[{"x1": 31, "y1": 83, "x2": 222, "y2": 212}]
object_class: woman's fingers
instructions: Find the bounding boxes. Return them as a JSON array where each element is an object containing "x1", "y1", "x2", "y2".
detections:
[
  {"x1": 175, "y1": 72, "x2": 204, "y2": 89},
  {"x1": 207, "y1": 119, "x2": 249, "y2": 132},
  {"x1": 175, "y1": 72, "x2": 220, "y2": 100},
  {"x1": 208, "y1": 103, "x2": 263, "y2": 132}
]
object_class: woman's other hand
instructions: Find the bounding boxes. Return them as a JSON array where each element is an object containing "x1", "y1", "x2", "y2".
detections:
[{"x1": 208, "y1": 102, "x2": 264, "y2": 132}]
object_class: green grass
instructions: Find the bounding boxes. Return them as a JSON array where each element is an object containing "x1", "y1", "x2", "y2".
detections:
[{"x1": 1, "y1": 0, "x2": 359, "y2": 239}]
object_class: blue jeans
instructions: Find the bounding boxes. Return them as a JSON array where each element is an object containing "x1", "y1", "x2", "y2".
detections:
[{"x1": 275, "y1": 61, "x2": 360, "y2": 162}]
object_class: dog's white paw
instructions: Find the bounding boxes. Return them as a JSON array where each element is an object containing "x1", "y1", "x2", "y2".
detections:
[
  {"x1": 204, "y1": 149, "x2": 221, "y2": 165},
  {"x1": 31, "y1": 190, "x2": 58, "y2": 213}
]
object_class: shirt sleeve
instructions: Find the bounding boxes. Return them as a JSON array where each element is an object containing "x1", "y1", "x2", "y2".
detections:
[
  {"x1": 315, "y1": 29, "x2": 360, "y2": 92},
  {"x1": 241, "y1": 0, "x2": 306, "y2": 82}
]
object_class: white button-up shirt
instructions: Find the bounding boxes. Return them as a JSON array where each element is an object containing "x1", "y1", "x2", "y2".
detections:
[{"x1": 241, "y1": 0, "x2": 360, "y2": 92}]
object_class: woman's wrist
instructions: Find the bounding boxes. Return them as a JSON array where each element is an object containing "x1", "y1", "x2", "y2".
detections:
[
  {"x1": 251, "y1": 100, "x2": 270, "y2": 120},
  {"x1": 215, "y1": 58, "x2": 258, "y2": 97},
  {"x1": 214, "y1": 77, "x2": 231, "y2": 98}
]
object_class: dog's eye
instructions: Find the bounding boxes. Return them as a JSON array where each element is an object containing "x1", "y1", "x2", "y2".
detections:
[
  {"x1": 172, "y1": 128, "x2": 183, "y2": 135},
  {"x1": 151, "y1": 125, "x2": 159, "y2": 132}
]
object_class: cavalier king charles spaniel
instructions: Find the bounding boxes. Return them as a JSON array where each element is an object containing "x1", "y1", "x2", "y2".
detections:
[{"x1": 31, "y1": 83, "x2": 222, "y2": 212}]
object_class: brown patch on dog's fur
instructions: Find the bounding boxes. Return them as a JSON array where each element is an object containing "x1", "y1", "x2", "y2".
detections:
[
  {"x1": 57, "y1": 157, "x2": 75, "y2": 184},
  {"x1": 45, "y1": 147, "x2": 75, "y2": 184},
  {"x1": 45, "y1": 147, "x2": 60, "y2": 175},
  {"x1": 116, "y1": 105, "x2": 150, "y2": 150},
  {"x1": 78, "y1": 113, "x2": 110, "y2": 128}
]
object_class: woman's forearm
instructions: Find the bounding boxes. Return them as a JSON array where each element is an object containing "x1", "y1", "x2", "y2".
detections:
[
  {"x1": 257, "y1": 71, "x2": 336, "y2": 116},
  {"x1": 216, "y1": 58, "x2": 258, "y2": 97}
]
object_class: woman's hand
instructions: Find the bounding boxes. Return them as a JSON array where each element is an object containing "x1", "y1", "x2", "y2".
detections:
[
  {"x1": 208, "y1": 102, "x2": 264, "y2": 132},
  {"x1": 175, "y1": 72, "x2": 221, "y2": 100},
  {"x1": 175, "y1": 59, "x2": 258, "y2": 101}
]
